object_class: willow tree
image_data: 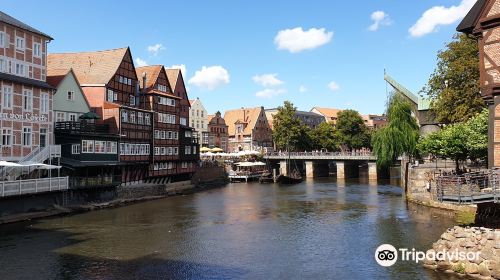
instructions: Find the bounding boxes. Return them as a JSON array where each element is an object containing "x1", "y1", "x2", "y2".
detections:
[{"x1": 371, "y1": 94, "x2": 419, "y2": 167}]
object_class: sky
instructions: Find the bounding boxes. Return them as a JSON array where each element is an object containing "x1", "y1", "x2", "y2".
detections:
[{"x1": 3, "y1": 0, "x2": 477, "y2": 115}]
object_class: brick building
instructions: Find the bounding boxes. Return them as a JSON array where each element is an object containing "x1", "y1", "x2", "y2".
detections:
[
  {"x1": 48, "y1": 47, "x2": 153, "y2": 184},
  {"x1": 0, "y1": 11, "x2": 55, "y2": 161},
  {"x1": 137, "y1": 65, "x2": 198, "y2": 182},
  {"x1": 224, "y1": 106, "x2": 272, "y2": 152},
  {"x1": 207, "y1": 111, "x2": 228, "y2": 151}
]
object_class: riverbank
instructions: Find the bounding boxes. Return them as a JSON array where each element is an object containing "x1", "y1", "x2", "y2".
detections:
[
  {"x1": 424, "y1": 226, "x2": 500, "y2": 279},
  {"x1": 0, "y1": 166, "x2": 229, "y2": 225}
]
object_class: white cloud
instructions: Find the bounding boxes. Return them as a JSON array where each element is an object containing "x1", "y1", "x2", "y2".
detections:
[
  {"x1": 168, "y1": 64, "x2": 187, "y2": 76},
  {"x1": 409, "y1": 0, "x2": 476, "y2": 37},
  {"x1": 299, "y1": 85, "x2": 308, "y2": 93},
  {"x1": 252, "y1": 73, "x2": 284, "y2": 87},
  {"x1": 147, "y1": 43, "x2": 165, "y2": 56},
  {"x1": 135, "y1": 57, "x2": 148, "y2": 67},
  {"x1": 368, "y1": 11, "x2": 392, "y2": 31},
  {"x1": 328, "y1": 81, "x2": 340, "y2": 91},
  {"x1": 274, "y1": 27, "x2": 333, "y2": 53},
  {"x1": 188, "y1": 65, "x2": 230, "y2": 90},
  {"x1": 255, "y1": 88, "x2": 286, "y2": 98}
]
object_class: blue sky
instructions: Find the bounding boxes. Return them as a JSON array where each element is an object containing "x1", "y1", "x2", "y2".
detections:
[{"x1": 4, "y1": 0, "x2": 476, "y2": 115}]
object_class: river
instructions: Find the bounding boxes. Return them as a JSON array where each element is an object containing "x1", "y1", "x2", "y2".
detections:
[{"x1": 0, "y1": 178, "x2": 462, "y2": 280}]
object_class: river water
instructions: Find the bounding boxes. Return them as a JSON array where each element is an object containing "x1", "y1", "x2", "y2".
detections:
[{"x1": 0, "y1": 178, "x2": 462, "y2": 280}]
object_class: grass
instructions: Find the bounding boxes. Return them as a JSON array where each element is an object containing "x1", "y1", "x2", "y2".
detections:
[
  {"x1": 456, "y1": 211, "x2": 475, "y2": 225},
  {"x1": 452, "y1": 263, "x2": 466, "y2": 274}
]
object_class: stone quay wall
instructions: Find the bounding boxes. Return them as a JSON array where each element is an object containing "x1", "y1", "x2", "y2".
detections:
[{"x1": 424, "y1": 226, "x2": 500, "y2": 279}]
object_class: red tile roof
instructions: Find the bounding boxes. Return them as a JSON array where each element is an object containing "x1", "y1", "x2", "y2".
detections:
[{"x1": 48, "y1": 47, "x2": 129, "y2": 85}]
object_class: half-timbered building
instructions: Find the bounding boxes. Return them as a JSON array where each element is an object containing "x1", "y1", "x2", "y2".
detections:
[
  {"x1": 458, "y1": 0, "x2": 500, "y2": 167},
  {"x1": 48, "y1": 47, "x2": 153, "y2": 184}
]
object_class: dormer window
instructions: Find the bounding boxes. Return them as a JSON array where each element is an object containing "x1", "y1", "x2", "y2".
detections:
[{"x1": 157, "y1": 84, "x2": 168, "y2": 92}]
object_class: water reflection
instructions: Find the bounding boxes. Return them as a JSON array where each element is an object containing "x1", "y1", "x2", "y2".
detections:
[{"x1": 0, "y1": 178, "x2": 460, "y2": 280}]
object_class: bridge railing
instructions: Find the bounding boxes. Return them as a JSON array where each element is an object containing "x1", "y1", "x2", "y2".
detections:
[
  {"x1": 265, "y1": 151, "x2": 374, "y2": 157},
  {"x1": 436, "y1": 170, "x2": 499, "y2": 204}
]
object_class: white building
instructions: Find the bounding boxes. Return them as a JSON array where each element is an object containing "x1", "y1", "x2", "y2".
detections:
[{"x1": 189, "y1": 97, "x2": 208, "y2": 145}]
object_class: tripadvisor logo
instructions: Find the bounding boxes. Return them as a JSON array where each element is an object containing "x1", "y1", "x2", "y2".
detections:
[{"x1": 374, "y1": 244, "x2": 480, "y2": 267}]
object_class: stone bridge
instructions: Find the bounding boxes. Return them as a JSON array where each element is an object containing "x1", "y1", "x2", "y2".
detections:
[{"x1": 264, "y1": 152, "x2": 379, "y2": 180}]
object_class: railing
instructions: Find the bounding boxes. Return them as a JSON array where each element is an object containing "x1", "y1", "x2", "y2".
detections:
[
  {"x1": 0, "y1": 177, "x2": 69, "y2": 197},
  {"x1": 55, "y1": 121, "x2": 111, "y2": 134},
  {"x1": 436, "y1": 171, "x2": 499, "y2": 204},
  {"x1": 69, "y1": 175, "x2": 121, "y2": 189},
  {"x1": 265, "y1": 151, "x2": 376, "y2": 160},
  {"x1": 3, "y1": 145, "x2": 61, "y2": 179}
]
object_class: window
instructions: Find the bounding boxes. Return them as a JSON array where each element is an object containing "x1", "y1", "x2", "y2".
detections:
[
  {"x1": 15, "y1": 36, "x2": 24, "y2": 50},
  {"x1": 193, "y1": 146, "x2": 197, "y2": 154},
  {"x1": 201, "y1": 111, "x2": 204, "y2": 117},
  {"x1": 157, "y1": 84, "x2": 168, "y2": 92},
  {"x1": 1, "y1": 129, "x2": 12, "y2": 146},
  {"x1": 182, "y1": 162, "x2": 188, "y2": 169},
  {"x1": 82, "y1": 140, "x2": 94, "y2": 153},
  {"x1": 107, "y1": 89, "x2": 115, "y2": 102},
  {"x1": 22, "y1": 127, "x2": 32, "y2": 146},
  {"x1": 167, "y1": 131, "x2": 172, "y2": 139},
  {"x1": 0, "y1": 58, "x2": 5, "y2": 73},
  {"x1": 185, "y1": 146, "x2": 191, "y2": 155},
  {"x1": 15, "y1": 63, "x2": 25, "y2": 76},
  {"x1": 110, "y1": 142, "x2": 117, "y2": 154},
  {"x1": 174, "y1": 132, "x2": 178, "y2": 140},
  {"x1": 137, "y1": 112, "x2": 143, "y2": 124},
  {"x1": 94, "y1": 141, "x2": 105, "y2": 153},
  {"x1": 71, "y1": 144, "x2": 81, "y2": 154},
  {"x1": 130, "y1": 112, "x2": 136, "y2": 124},
  {"x1": 154, "y1": 163, "x2": 159, "y2": 170},
  {"x1": 68, "y1": 113, "x2": 77, "y2": 122},
  {"x1": 0, "y1": 32, "x2": 4, "y2": 48},
  {"x1": 41, "y1": 93, "x2": 49, "y2": 113},
  {"x1": 173, "y1": 147, "x2": 178, "y2": 155},
  {"x1": 33, "y1": 42, "x2": 41, "y2": 57},
  {"x1": 67, "y1": 91, "x2": 74, "y2": 101},
  {"x1": 105, "y1": 141, "x2": 112, "y2": 153},
  {"x1": 145, "y1": 114, "x2": 151, "y2": 125},
  {"x1": 2, "y1": 86, "x2": 12, "y2": 109},
  {"x1": 129, "y1": 95, "x2": 135, "y2": 106},
  {"x1": 56, "y1": 112, "x2": 65, "y2": 122},
  {"x1": 161, "y1": 147, "x2": 166, "y2": 155},
  {"x1": 155, "y1": 147, "x2": 160, "y2": 155},
  {"x1": 161, "y1": 131, "x2": 166, "y2": 139},
  {"x1": 23, "y1": 90, "x2": 33, "y2": 111},
  {"x1": 121, "y1": 110, "x2": 128, "y2": 123},
  {"x1": 158, "y1": 113, "x2": 163, "y2": 123},
  {"x1": 180, "y1": 117, "x2": 187, "y2": 126},
  {"x1": 154, "y1": 130, "x2": 160, "y2": 139}
]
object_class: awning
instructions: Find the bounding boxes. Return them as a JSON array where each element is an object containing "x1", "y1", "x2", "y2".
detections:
[
  {"x1": 0, "y1": 161, "x2": 23, "y2": 167},
  {"x1": 236, "y1": 161, "x2": 266, "y2": 167}
]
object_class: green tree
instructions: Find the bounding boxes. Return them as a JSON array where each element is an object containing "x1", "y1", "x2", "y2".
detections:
[
  {"x1": 417, "y1": 109, "x2": 488, "y2": 171},
  {"x1": 335, "y1": 109, "x2": 371, "y2": 149},
  {"x1": 372, "y1": 94, "x2": 420, "y2": 167},
  {"x1": 272, "y1": 101, "x2": 309, "y2": 151},
  {"x1": 422, "y1": 33, "x2": 484, "y2": 123},
  {"x1": 309, "y1": 122, "x2": 341, "y2": 151}
]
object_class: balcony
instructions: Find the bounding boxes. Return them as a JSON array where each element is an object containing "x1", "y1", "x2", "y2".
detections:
[
  {"x1": 55, "y1": 121, "x2": 112, "y2": 135},
  {"x1": 1, "y1": 177, "x2": 69, "y2": 197},
  {"x1": 69, "y1": 175, "x2": 121, "y2": 189}
]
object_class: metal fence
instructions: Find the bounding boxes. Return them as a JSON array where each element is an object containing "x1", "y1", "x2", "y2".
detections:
[
  {"x1": 0, "y1": 177, "x2": 69, "y2": 197},
  {"x1": 436, "y1": 170, "x2": 499, "y2": 204}
]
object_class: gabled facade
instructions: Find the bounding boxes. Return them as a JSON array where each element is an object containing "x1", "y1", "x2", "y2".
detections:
[
  {"x1": 47, "y1": 68, "x2": 90, "y2": 122},
  {"x1": 0, "y1": 11, "x2": 56, "y2": 161},
  {"x1": 458, "y1": 0, "x2": 500, "y2": 167},
  {"x1": 207, "y1": 111, "x2": 228, "y2": 151},
  {"x1": 166, "y1": 68, "x2": 199, "y2": 178},
  {"x1": 224, "y1": 106, "x2": 272, "y2": 152},
  {"x1": 137, "y1": 65, "x2": 197, "y2": 179},
  {"x1": 310, "y1": 107, "x2": 342, "y2": 125},
  {"x1": 48, "y1": 47, "x2": 153, "y2": 184},
  {"x1": 189, "y1": 97, "x2": 208, "y2": 145}
]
